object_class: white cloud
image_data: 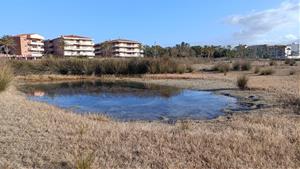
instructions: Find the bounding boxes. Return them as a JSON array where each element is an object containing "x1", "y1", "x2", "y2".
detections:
[{"x1": 226, "y1": 1, "x2": 300, "y2": 44}]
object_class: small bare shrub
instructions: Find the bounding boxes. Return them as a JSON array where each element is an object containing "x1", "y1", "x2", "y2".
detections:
[
  {"x1": 260, "y1": 68, "x2": 274, "y2": 75},
  {"x1": 231, "y1": 61, "x2": 251, "y2": 71},
  {"x1": 285, "y1": 59, "x2": 297, "y2": 66},
  {"x1": 0, "y1": 65, "x2": 13, "y2": 92},
  {"x1": 269, "y1": 60, "x2": 277, "y2": 66},
  {"x1": 212, "y1": 62, "x2": 230, "y2": 74},
  {"x1": 281, "y1": 94, "x2": 300, "y2": 115},
  {"x1": 240, "y1": 61, "x2": 252, "y2": 71},
  {"x1": 254, "y1": 66, "x2": 260, "y2": 74},
  {"x1": 237, "y1": 75, "x2": 249, "y2": 90},
  {"x1": 289, "y1": 69, "x2": 296, "y2": 75},
  {"x1": 232, "y1": 61, "x2": 240, "y2": 71}
]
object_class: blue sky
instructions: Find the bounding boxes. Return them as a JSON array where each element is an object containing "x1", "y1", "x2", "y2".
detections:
[{"x1": 1, "y1": 0, "x2": 299, "y2": 46}]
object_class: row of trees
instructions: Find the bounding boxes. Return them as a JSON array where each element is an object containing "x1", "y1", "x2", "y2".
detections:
[{"x1": 143, "y1": 42, "x2": 239, "y2": 58}]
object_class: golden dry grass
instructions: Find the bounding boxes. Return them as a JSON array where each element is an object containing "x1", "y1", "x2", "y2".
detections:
[
  {"x1": 0, "y1": 86, "x2": 299, "y2": 169},
  {"x1": 1, "y1": 60, "x2": 300, "y2": 169}
]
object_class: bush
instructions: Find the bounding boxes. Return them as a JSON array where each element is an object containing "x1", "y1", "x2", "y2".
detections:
[
  {"x1": 237, "y1": 75, "x2": 248, "y2": 90},
  {"x1": 212, "y1": 62, "x2": 230, "y2": 73},
  {"x1": 254, "y1": 67, "x2": 260, "y2": 74},
  {"x1": 289, "y1": 69, "x2": 296, "y2": 75},
  {"x1": 0, "y1": 65, "x2": 13, "y2": 92},
  {"x1": 281, "y1": 94, "x2": 300, "y2": 115},
  {"x1": 285, "y1": 59, "x2": 297, "y2": 66},
  {"x1": 9, "y1": 58, "x2": 193, "y2": 76},
  {"x1": 232, "y1": 61, "x2": 251, "y2": 71},
  {"x1": 232, "y1": 61, "x2": 240, "y2": 71},
  {"x1": 259, "y1": 68, "x2": 274, "y2": 75},
  {"x1": 269, "y1": 60, "x2": 277, "y2": 66},
  {"x1": 240, "y1": 61, "x2": 252, "y2": 71}
]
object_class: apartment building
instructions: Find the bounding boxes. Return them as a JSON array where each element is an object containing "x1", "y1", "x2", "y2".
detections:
[
  {"x1": 243, "y1": 45, "x2": 291, "y2": 59},
  {"x1": 44, "y1": 35, "x2": 95, "y2": 57},
  {"x1": 11, "y1": 34, "x2": 45, "y2": 59},
  {"x1": 94, "y1": 39, "x2": 144, "y2": 57},
  {"x1": 290, "y1": 43, "x2": 300, "y2": 56}
]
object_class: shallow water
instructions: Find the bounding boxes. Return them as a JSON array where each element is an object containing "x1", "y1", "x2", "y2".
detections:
[{"x1": 20, "y1": 81, "x2": 239, "y2": 121}]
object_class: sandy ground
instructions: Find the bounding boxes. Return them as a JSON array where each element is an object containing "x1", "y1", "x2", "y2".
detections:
[{"x1": 1, "y1": 64, "x2": 300, "y2": 169}]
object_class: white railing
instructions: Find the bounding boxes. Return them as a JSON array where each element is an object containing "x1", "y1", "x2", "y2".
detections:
[
  {"x1": 30, "y1": 41, "x2": 44, "y2": 46},
  {"x1": 64, "y1": 47, "x2": 94, "y2": 51}
]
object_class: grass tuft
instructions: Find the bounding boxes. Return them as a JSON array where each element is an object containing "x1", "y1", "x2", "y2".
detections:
[
  {"x1": 212, "y1": 62, "x2": 230, "y2": 74},
  {"x1": 0, "y1": 65, "x2": 13, "y2": 92},
  {"x1": 237, "y1": 75, "x2": 249, "y2": 90},
  {"x1": 285, "y1": 59, "x2": 297, "y2": 66},
  {"x1": 254, "y1": 66, "x2": 260, "y2": 74},
  {"x1": 259, "y1": 68, "x2": 274, "y2": 75}
]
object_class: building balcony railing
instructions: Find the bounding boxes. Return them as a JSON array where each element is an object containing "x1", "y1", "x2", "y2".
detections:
[
  {"x1": 64, "y1": 41, "x2": 94, "y2": 46},
  {"x1": 30, "y1": 41, "x2": 44, "y2": 46},
  {"x1": 64, "y1": 47, "x2": 95, "y2": 51},
  {"x1": 29, "y1": 48, "x2": 44, "y2": 52},
  {"x1": 113, "y1": 44, "x2": 140, "y2": 48}
]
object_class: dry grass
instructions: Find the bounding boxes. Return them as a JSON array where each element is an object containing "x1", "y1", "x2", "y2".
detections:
[
  {"x1": 259, "y1": 68, "x2": 275, "y2": 75},
  {"x1": 236, "y1": 75, "x2": 248, "y2": 90},
  {"x1": 0, "y1": 64, "x2": 13, "y2": 92},
  {"x1": 1, "y1": 60, "x2": 300, "y2": 168},
  {"x1": 0, "y1": 85, "x2": 300, "y2": 169}
]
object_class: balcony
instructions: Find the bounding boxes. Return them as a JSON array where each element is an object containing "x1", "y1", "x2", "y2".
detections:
[
  {"x1": 114, "y1": 48, "x2": 143, "y2": 53},
  {"x1": 64, "y1": 51, "x2": 95, "y2": 56},
  {"x1": 64, "y1": 40, "x2": 94, "y2": 46},
  {"x1": 113, "y1": 44, "x2": 140, "y2": 48},
  {"x1": 29, "y1": 47, "x2": 44, "y2": 52},
  {"x1": 64, "y1": 46, "x2": 95, "y2": 51},
  {"x1": 30, "y1": 41, "x2": 44, "y2": 46}
]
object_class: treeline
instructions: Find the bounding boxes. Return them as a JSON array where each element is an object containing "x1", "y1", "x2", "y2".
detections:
[
  {"x1": 144, "y1": 42, "x2": 237, "y2": 58},
  {"x1": 10, "y1": 58, "x2": 193, "y2": 76}
]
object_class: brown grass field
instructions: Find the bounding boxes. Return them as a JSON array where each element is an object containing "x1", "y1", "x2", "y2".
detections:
[{"x1": 0, "y1": 60, "x2": 300, "y2": 169}]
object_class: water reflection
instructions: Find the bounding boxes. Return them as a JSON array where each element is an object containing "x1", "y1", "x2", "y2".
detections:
[
  {"x1": 20, "y1": 80, "x2": 238, "y2": 121},
  {"x1": 21, "y1": 81, "x2": 182, "y2": 98}
]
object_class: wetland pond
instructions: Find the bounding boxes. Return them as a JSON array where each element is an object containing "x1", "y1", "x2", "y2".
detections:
[{"x1": 20, "y1": 81, "x2": 240, "y2": 121}]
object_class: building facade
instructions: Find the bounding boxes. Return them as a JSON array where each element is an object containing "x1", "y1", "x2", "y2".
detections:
[
  {"x1": 290, "y1": 43, "x2": 300, "y2": 56},
  {"x1": 242, "y1": 44, "x2": 291, "y2": 59},
  {"x1": 44, "y1": 35, "x2": 95, "y2": 57},
  {"x1": 94, "y1": 39, "x2": 144, "y2": 57},
  {"x1": 11, "y1": 34, "x2": 45, "y2": 59}
]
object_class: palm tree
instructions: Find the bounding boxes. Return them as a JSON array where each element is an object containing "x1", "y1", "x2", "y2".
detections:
[{"x1": 0, "y1": 35, "x2": 15, "y2": 54}]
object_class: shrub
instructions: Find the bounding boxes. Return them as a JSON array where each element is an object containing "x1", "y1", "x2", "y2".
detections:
[
  {"x1": 259, "y1": 68, "x2": 274, "y2": 75},
  {"x1": 212, "y1": 62, "x2": 230, "y2": 73},
  {"x1": 254, "y1": 67, "x2": 260, "y2": 74},
  {"x1": 237, "y1": 75, "x2": 249, "y2": 90},
  {"x1": 289, "y1": 69, "x2": 296, "y2": 75},
  {"x1": 232, "y1": 61, "x2": 251, "y2": 71},
  {"x1": 285, "y1": 59, "x2": 297, "y2": 66},
  {"x1": 240, "y1": 61, "x2": 252, "y2": 71},
  {"x1": 269, "y1": 60, "x2": 277, "y2": 66},
  {"x1": 0, "y1": 65, "x2": 13, "y2": 92},
  {"x1": 281, "y1": 94, "x2": 300, "y2": 115},
  {"x1": 10, "y1": 58, "x2": 193, "y2": 76},
  {"x1": 232, "y1": 61, "x2": 240, "y2": 71}
]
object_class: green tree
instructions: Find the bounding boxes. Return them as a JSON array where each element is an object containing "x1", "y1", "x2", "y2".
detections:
[{"x1": 0, "y1": 35, "x2": 15, "y2": 54}]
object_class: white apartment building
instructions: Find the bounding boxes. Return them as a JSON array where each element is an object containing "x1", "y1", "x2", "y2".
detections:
[
  {"x1": 245, "y1": 44, "x2": 292, "y2": 59},
  {"x1": 45, "y1": 35, "x2": 95, "y2": 57},
  {"x1": 12, "y1": 34, "x2": 45, "y2": 59},
  {"x1": 94, "y1": 39, "x2": 144, "y2": 57}
]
